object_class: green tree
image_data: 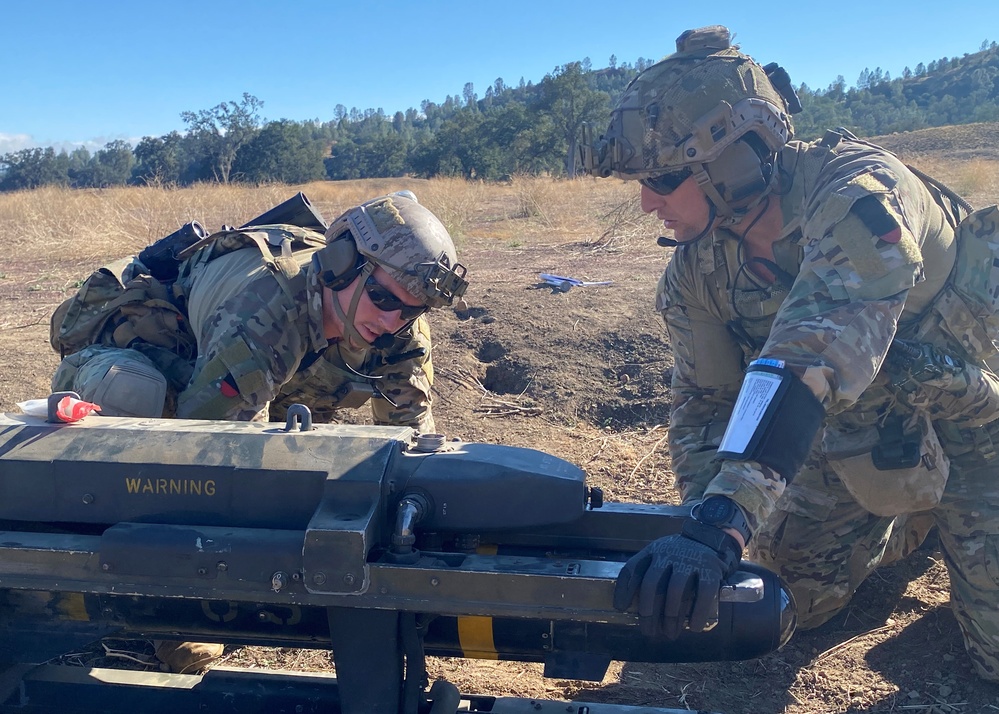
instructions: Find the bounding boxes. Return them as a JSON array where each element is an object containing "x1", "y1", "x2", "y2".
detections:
[
  {"x1": 537, "y1": 62, "x2": 610, "y2": 177},
  {"x1": 132, "y1": 132, "x2": 184, "y2": 185},
  {"x1": 0, "y1": 147, "x2": 69, "y2": 191},
  {"x1": 233, "y1": 120, "x2": 326, "y2": 183},
  {"x1": 180, "y1": 93, "x2": 264, "y2": 183}
]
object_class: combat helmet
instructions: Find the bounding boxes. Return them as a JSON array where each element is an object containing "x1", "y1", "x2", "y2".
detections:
[
  {"x1": 579, "y1": 25, "x2": 801, "y2": 219},
  {"x1": 314, "y1": 191, "x2": 468, "y2": 309}
]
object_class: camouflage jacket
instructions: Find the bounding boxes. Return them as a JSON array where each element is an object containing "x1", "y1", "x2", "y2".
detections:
[
  {"x1": 175, "y1": 244, "x2": 434, "y2": 431},
  {"x1": 658, "y1": 133, "x2": 982, "y2": 532}
]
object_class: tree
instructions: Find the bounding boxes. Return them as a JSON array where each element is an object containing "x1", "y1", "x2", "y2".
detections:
[
  {"x1": 132, "y1": 132, "x2": 184, "y2": 186},
  {"x1": 463, "y1": 83, "x2": 477, "y2": 109},
  {"x1": 537, "y1": 62, "x2": 610, "y2": 177},
  {"x1": 232, "y1": 120, "x2": 325, "y2": 183},
  {"x1": 84, "y1": 140, "x2": 134, "y2": 187},
  {"x1": 0, "y1": 147, "x2": 69, "y2": 191},
  {"x1": 180, "y1": 93, "x2": 264, "y2": 183}
]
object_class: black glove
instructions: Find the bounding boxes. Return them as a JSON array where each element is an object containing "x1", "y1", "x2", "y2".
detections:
[{"x1": 613, "y1": 519, "x2": 742, "y2": 639}]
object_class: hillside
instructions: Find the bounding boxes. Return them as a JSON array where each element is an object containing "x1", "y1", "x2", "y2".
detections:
[{"x1": 872, "y1": 121, "x2": 999, "y2": 161}]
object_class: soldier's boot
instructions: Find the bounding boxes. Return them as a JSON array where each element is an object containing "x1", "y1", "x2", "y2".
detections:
[{"x1": 153, "y1": 640, "x2": 225, "y2": 674}]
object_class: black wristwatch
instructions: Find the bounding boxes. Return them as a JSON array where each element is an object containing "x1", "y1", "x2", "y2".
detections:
[{"x1": 691, "y1": 496, "x2": 752, "y2": 545}]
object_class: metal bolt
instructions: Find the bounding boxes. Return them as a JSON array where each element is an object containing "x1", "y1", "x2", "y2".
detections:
[
  {"x1": 313, "y1": 572, "x2": 327, "y2": 586},
  {"x1": 101, "y1": 563, "x2": 110, "y2": 572},
  {"x1": 258, "y1": 611, "x2": 269, "y2": 622},
  {"x1": 197, "y1": 567, "x2": 208, "y2": 576},
  {"x1": 216, "y1": 561, "x2": 228, "y2": 572},
  {"x1": 343, "y1": 573, "x2": 355, "y2": 586},
  {"x1": 82, "y1": 493, "x2": 94, "y2": 505},
  {"x1": 686, "y1": 148, "x2": 697, "y2": 157},
  {"x1": 430, "y1": 577, "x2": 440, "y2": 587},
  {"x1": 291, "y1": 572, "x2": 301, "y2": 581},
  {"x1": 380, "y1": 587, "x2": 388, "y2": 594}
]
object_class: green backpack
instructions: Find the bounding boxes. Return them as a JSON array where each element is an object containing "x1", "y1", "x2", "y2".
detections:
[{"x1": 49, "y1": 224, "x2": 326, "y2": 363}]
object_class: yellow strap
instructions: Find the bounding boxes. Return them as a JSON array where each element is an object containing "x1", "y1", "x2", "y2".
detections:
[{"x1": 457, "y1": 616, "x2": 498, "y2": 660}]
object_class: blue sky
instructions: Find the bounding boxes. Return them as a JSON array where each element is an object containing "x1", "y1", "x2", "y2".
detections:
[{"x1": 2, "y1": 0, "x2": 996, "y2": 154}]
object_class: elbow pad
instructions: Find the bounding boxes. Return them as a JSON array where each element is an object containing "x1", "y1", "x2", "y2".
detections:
[{"x1": 715, "y1": 359, "x2": 825, "y2": 482}]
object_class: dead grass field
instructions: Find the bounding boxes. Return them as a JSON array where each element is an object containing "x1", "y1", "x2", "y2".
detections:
[{"x1": 3, "y1": 129, "x2": 999, "y2": 713}]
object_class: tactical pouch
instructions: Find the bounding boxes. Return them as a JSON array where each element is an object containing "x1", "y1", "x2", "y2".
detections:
[
  {"x1": 823, "y1": 411, "x2": 949, "y2": 516},
  {"x1": 333, "y1": 382, "x2": 375, "y2": 409}
]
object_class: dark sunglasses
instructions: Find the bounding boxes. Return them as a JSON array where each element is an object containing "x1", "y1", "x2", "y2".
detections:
[
  {"x1": 364, "y1": 275, "x2": 428, "y2": 320},
  {"x1": 639, "y1": 166, "x2": 693, "y2": 196}
]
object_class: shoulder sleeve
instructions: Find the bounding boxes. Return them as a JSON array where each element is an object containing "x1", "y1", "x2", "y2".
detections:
[
  {"x1": 762, "y1": 162, "x2": 921, "y2": 412},
  {"x1": 804, "y1": 165, "x2": 923, "y2": 301},
  {"x1": 176, "y1": 275, "x2": 306, "y2": 421},
  {"x1": 370, "y1": 315, "x2": 435, "y2": 432}
]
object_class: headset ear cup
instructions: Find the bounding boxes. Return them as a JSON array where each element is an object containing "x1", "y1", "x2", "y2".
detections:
[
  {"x1": 319, "y1": 233, "x2": 363, "y2": 291},
  {"x1": 706, "y1": 139, "x2": 769, "y2": 205}
]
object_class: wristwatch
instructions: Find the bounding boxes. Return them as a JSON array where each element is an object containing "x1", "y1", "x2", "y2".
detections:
[{"x1": 691, "y1": 495, "x2": 752, "y2": 545}]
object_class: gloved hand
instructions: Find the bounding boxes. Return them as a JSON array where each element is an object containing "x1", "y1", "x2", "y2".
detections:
[{"x1": 613, "y1": 519, "x2": 742, "y2": 639}]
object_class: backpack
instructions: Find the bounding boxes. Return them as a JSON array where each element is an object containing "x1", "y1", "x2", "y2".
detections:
[
  {"x1": 924, "y1": 204, "x2": 999, "y2": 369},
  {"x1": 49, "y1": 224, "x2": 327, "y2": 364}
]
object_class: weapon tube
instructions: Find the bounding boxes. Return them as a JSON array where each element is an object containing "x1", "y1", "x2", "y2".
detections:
[
  {"x1": 136, "y1": 220, "x2": 208, "y2": 281},
  {"x1": 240, "y1": 191, "x2": 329, "y2": 232}
]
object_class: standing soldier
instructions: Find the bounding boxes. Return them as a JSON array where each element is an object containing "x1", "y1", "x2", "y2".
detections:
[
  {"x1": 49, "y1": 191, "x2": 468, "y2": 671},
  {"x1": 580, "y1": 25, "x2": 999, "y2": 680}
]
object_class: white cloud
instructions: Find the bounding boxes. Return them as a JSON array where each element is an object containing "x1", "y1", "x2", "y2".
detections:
[
  {"x1": 0, "y1": 132, "x2": 35, "y2": 153},
  {"x1": 0, "y1": 133, "x2": 146, "y2": 156}
]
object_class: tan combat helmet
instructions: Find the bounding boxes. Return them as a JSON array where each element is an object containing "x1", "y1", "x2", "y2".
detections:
[
  {"x1": 312, "y1": 191, "x2": 468, "y2": 347},
  {"x1": 579, "y1": 25, "x2": 799, "y2": 219},
  {"x1": 315, "y1": 191, "x2": 468, "y2": 308}
]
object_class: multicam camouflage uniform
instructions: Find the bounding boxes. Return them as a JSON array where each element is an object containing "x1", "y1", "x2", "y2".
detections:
[
  {"x1": 53, "y1": 231, "x2": 436, "y2": 432},
  {"x1": 659, "y1": 133, "x2": 999, "y2": 679}
]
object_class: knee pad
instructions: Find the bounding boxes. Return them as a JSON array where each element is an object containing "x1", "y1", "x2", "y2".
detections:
[{"x1": 73, "y1": 348, "x2": 168, "y2": 418}]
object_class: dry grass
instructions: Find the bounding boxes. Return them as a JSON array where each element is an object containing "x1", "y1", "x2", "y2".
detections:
[
  {"x1": 0, "y1": 177, "x2": 639, "y2": 266},
  {"x1": 903, "y1": 155, "x2": 999, "y2": 208}
]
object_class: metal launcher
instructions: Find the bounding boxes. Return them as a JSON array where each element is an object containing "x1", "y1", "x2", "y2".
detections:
[{"x1": 0, "y1": 408, "x2": 794, "y2": 714}]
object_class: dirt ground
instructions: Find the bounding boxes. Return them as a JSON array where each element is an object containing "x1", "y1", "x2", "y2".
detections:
[{"x1": 3, "y1": 135, "x2": 999, "y2": 713}]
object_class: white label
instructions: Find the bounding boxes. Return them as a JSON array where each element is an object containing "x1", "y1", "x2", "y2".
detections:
[{"x1": 718, "y1": 371, "x2": 784, "y2": 454}]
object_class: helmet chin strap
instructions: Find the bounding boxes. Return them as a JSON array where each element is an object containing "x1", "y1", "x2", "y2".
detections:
[{"x1": 331, "y1": 262, "x2": 377, "y2": 350}]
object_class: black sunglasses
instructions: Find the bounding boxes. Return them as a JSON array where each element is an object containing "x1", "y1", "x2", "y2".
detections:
[
  {"x1": 639, "y1": 166, "x2": 693, "y2": 196},
  {"x1": 364, "y1": 275, "x2": 428, "y2": 320}
]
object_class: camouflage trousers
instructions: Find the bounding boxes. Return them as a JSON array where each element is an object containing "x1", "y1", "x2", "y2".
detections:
[{"x1": 749, "y1": 423, "x2": 999, "y2": 682}]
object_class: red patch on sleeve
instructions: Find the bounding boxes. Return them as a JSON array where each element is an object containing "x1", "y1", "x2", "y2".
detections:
[
  {"x1": 220, "y1": 379, "x2": 239, "y2": 398},
  {"x1": 880, "y1": 227, "x2": 902, "y2": 244}
]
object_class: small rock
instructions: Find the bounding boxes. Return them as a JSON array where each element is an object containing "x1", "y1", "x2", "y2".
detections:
[
  {"x1": 939, "y1": 685, "x2": 952, "y2": 698},
  {"x1": 908, "y1": 690, "x2": 922, "y2": 700}
]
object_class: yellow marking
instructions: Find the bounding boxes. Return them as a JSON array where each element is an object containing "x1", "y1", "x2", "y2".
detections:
[
  {"x1": 56, "y1": 593, "x2": 90, "y2": 621},
  {"x1": 457, "y1": 616, "x2": 498, "y2": 660},
  {"x1": 476, "y1": 544, "x2": 499, "y2": 555},
  {"x1": 125, "y1": 478, "x2": 217, "y2": 496}
]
